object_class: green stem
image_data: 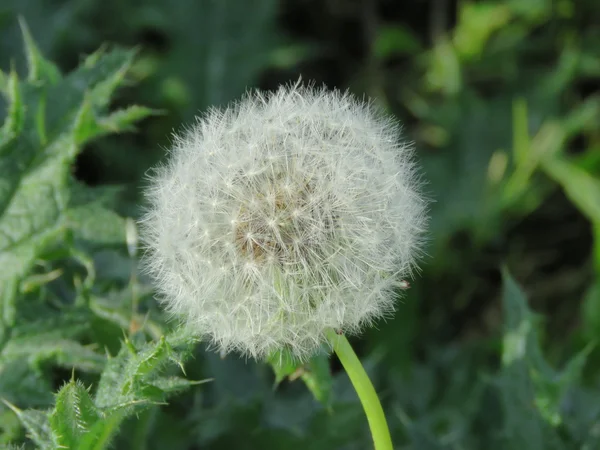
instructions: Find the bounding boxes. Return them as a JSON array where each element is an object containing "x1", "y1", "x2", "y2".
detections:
[{"x1": 326, "y1": 329, "x2": 393, "y2": 450}]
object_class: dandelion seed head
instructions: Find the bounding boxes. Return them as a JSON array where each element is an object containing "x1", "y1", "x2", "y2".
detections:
[{"x1": 141, "y1": 83, "x2": 428, "y2": 360}]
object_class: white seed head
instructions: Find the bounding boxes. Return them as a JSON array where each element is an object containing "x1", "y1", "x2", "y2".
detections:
[{"x1": 140, "y1": 83, "x2": 428, "y2": 360}]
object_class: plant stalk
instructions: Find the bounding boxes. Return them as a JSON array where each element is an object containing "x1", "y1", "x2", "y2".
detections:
[{"x1": 326, "y1": 328, "x2": 393, "y2": 450}]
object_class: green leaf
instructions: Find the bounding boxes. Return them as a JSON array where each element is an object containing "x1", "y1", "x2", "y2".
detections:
[
  {"x1": 300, "y1": 353, "x2": 333, "y2": 408},
  {"x1": 0, "y1": 359, "x2": 54, "y2": 412},
  {"x1": 0, "y1": 69, "x2": 7, "y2": 94},
  {"x1": 101, "y1": 105, "x2": 159, "y2": 132},
  {"x1": 0, "y1": 24, "x2": 150, "y2": 337},
  {"x1": 542, "y1": 156, "x2": 600, "y2": 223},
  {"x1": 77, "y1": 411, "x2": 127, "y2": 450},
  {"x1": 0, "y1": 70, "x2": 24, "y2": 144},
  {"x1": 268, "y1": 349, "x2": 333, "y2": 406},
  {"x1": 67, "y1": 204, "x2": 127, "y2": 248},
  {"x1": 499, "y1": 270, "x2": 546, "y2": 450},
  {"x1": 94, "y1": 332, "x2": 198, "y2": 414},
  {"x1": 148, "y1": 376, "x2": 209, "y2": 396},
  {"x1": 72, "y1": 94, "x2": 100, "y2": 145},
  {"x1": 499, "y1": 270, "x2": 569, "y2": 449},
  {"x1": 582, "y1": 281, "x2": 600, "y2": 339},
  {"x1": 268, "y1": 348, "x2": 299, "y2": 385},
  {"x1": 0, "y1": 408, "x2": 24, "y2": 446},
  {"x1": 0, "y1": 310, "x2": 104, "y2": 418},
  {"x1": 512, "y1": 98, "x2": 530, "y2": 167},
  {"x1": 49, "y1": 379, "x2": 101, "y2": 449},
  {"x1": 373, "y1": 25, "x2": 421, "y2": 59},
  {"x1": 18, "y1": 18, "x2": 61, "y2": 84},
  {"x1": 502, "y1": 121, "x2": 566, "y2": 206},
  {"x1": 73, "y1": 100, "x2": 159, "y2": 145},
  {"x1": 1, "y1": 310, "x2": 105, "y2": 372},
  {"x1": 68, "y1": 182, "x2": 124, "y2": 207},
  {"x1": 48, "y1": 380, "x2": 131, "y2": 450},
  {"x1": 145, "y1": 0, "x2": 278, "y2": 112},
  {"x1": 0, "y1": 20, "x2": 157, "y2": 450},
  {"x1": 453, "y1": 2, "x2": 511, "y2": 60},
  {"x1": 532, "y1": 343, "x2": 594, "y2": 426},
  {"x1": 426, "y1": 38, "x2": 461, "y2": 95},
  {"x1": 81, "y1": 47, "x2": 135, "y2": 109},
  {"x1": 0, "y1": 278, "x2": 18, "y2": 331},
  {"x1": 3, "y1": 402, "x2": 54, "y2": 450}
]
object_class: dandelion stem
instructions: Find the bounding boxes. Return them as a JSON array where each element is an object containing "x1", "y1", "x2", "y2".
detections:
[{"x1": 326, "y1": 329, "x2": 393, "y2": 450}]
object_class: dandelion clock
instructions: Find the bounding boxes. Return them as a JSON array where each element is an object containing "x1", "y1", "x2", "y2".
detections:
[{"x1": 141, "y1": 82, "x2": 428, "y2": 449}]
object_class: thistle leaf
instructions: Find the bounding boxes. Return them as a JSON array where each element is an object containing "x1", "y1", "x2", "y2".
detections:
[
  {"x1": 18, "y1": 18, "x2": 61, "y2": 84},
  {"x1": 0, "y1": 70, "x2": 24, "y2": 144},
  {"x1": 94, "y1": 331, "x2": 198, "y2": 414},
  {"x1": 3, "y1": 402, "x2": 54, "y2": 450},
  {"x1": 100, "y1": 105, "x2": 158, "y2": 132},
  {"x1": 49, "y1": 380, "x2": 101, "y2": 448},
  {"x1": 67, "y1": 204, "x2": 127, "y2": 248},
  {"x1": 0, "y1": 24, "x2": 153, "y2": 338},
  {"x1": 499, "y1": 270, "x2": 578, "y2": 448}
]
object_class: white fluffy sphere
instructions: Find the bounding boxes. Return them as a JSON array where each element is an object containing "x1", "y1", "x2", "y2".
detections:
[{"x1": 141, "y1": 83, "x2": 427, "y2": 360}]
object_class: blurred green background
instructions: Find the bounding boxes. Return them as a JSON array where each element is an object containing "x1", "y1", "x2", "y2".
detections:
[{"x1": 1, "y1": 0, "x2": 600, "y2": 448}]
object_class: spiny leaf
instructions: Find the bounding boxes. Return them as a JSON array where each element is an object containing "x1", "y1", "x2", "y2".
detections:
[
  {"x1": 7, "y1": 309, "x2": 91, "y2": 340},
  {"x1": 0, "y1": 359, "x2": 54, "y2": 412},
  {"x1": 0, "y1": 310, "x2": 104, "y2": 418},
  {"x1": 500, "y1": 270, "x2": 565, "y2": 448},
  {"x1": 532, "y1": 343, "x2": 594, "y2": 426},
  {"x1": 0, "y1": 21, "x2": 155, "y2": 450},
  {"x1": 47, "y1": 381, "x2": 131, "y2": 450},
  {"x1": 94, "y1": 332, "x2": 197, "y2": 413},
  {"x1": 100, "y1": 105, "x2": 159, "y2": 132},
  {"x1": 500, "y1": 270, "x2": 545, "y2": 449},
  {"x1": 49, "y1": 379, "x2": 101, "y2": 449},
  {"x1": 18, "y1": 18, "x2": 61, "y2": 84},
  {"x1": 3, "y1": 443, "x2": 26, "y2": 450},
  {"x1": 72, "y1": 94, "x2": 98, "y2": 145},
  {"x1": 81, "y1": 47, "x2": 136, "y2": 109},
  {"x1": 3, "y1": 401, "x2": 54, "y2": 450},
  {"x1": 77, "y1": 411, "x2": 127, "y2": 450},
  {"x1": 149, "y1": 376, "x2": 210, "y2": 394},
  {"x1": 0, "y1": 23, "x2": 151, "y2": 324},
  {"x1": 72, "y1": 99, "x2": 158, "y2": 145},
  {"x1": 0, "y1": 70, "x2": 24, "y2": 147},
  {"x1": 1, "y1": 310, "x2": 105, "y2": 372},
  {"x1": 3, "y1": 338, "x2": 105, "y2": 372}
]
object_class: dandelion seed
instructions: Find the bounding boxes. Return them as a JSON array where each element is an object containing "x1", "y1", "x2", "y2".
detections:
[{"x1": 140, "y1": 82, "x2": 427, "y2": 361}]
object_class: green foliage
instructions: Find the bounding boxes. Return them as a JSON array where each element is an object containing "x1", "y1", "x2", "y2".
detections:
[
  {"x1": 49, "y1": 380, "x2": 102, "y2": 449},
  {"x1": 1, "y1": 0, "x2": 599, "y2": 448},
  {"x1": 0, "y1": 22, "x2": 199, "y2": 450},
  {"x1": 0, "y1": 20, "x2": 154, "y2": 337},
  {"x1": 6, "y1": 328, "x2": 199, "y2": 450},
  {"x1": 0, "y1": 21, "x2": 137, "y2": 414},
  {"x1": 499, "y1": 271, "x2": 597, "y2": 448},
  {"x1": 268, "y1": 349, "x2": 333, "y2": 408},
  {"x1": 94, "y1": 332, "x2": 199, "y2": 413}
]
